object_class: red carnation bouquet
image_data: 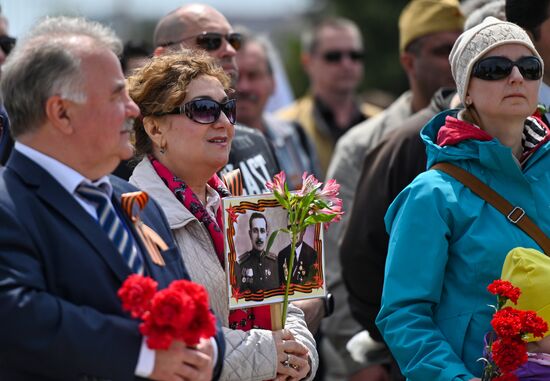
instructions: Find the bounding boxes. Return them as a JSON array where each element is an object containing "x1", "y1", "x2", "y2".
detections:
[
  {"x1": 480, "y1": 280, "x2": 548, "y2": 381},
  {"x1": 118, "y1": 274, "x2": 217, "y2": 349}
]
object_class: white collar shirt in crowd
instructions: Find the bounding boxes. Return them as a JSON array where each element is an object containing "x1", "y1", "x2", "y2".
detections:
[{"x1": 14, "y1": 141, "x2": 112, "y2": 220}]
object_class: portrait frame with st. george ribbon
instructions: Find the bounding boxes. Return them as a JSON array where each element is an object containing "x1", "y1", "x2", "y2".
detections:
[{"x1": 222, "y1": 192, "x2": 326, "y2": 311}]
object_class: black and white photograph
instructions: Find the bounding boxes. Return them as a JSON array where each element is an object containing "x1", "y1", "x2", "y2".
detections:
[{"x1": 223, "y1": 194, "x2": 326, "y2": 309}]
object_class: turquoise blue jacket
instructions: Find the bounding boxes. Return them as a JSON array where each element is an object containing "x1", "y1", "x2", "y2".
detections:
[{"x1": 376, "y1": 109, "x2": 550, "y2": 381}]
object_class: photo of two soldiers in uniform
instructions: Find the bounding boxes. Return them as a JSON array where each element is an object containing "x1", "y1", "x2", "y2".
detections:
[{"x1": 223, "y1": 194, "x2": 326, "y2": 309}]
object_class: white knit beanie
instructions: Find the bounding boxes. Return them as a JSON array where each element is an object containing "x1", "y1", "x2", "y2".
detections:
[{"x1": 449, "y1": 16, "x2": 542, "y2": 104}]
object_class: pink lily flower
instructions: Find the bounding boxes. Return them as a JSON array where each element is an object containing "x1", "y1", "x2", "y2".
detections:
[
  {"x1": 319, "y1": 203, "x2": 344, "y2": 228},
  {"x1": 298, "y1": 172, "x2": 322, "y2": 196},
  {"x1": 266, "y1": 171, "x2": 286, "y2": 195},
  {"x1": 318, "y1": 178, "x2": 340, "y2": 205}
]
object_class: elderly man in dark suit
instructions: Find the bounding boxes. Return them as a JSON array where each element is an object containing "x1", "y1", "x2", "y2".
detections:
[
  {"x1": 0, "y1": 16, "x2": 223, "y2": 381},
  {"x1": 278, "y1": 230, "x2": 318, "y2": 286}
]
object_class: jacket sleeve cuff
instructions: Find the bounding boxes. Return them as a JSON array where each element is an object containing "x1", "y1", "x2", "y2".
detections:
[{"x1": 135, "y1": 338, "x2": 155, "y2": 377}]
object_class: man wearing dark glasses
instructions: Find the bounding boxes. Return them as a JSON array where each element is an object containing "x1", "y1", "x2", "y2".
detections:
[
  {"x1": 154, "y1": 4, "x2": 241, "y2": 83},
  {"x1": 0, "y1": 16, "x2": 223, "y2": 381},
  {"x1": 235, "y1": 32, "x2": 332, "y2": 336},
  {"x1": 235, "y1": 33, "x2": 321, "y2": 191},
  {"x1": 153, "y1": 3, "x2": 281, "y2": 196},
  {"x1": 153, "y1": 3, "x2": 327, "y2": 366},
  {"x1": 278, "y1": 18, "x2": 381, "y2": 177}
]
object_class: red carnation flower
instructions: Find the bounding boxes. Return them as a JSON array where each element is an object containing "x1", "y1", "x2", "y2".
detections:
[
  {"x1": 118, "y1": 274, "x2": 158, "y2": 318},
  {"x1": 491, "y1": 307, "x2": 523, "y2": 338},
  {"x1": 118, "y1": 275, "x2": 217, "y2": 350},
  {"x1": 492, "y1": 337, "x2": 528, "y2": 373},
  {"x1": 487, "y1": 280, "x2": 521, "y2": 304},
  {"x1": 150, "y1": 288, "x2": 195, "y2": 329},
  {"x1": 483, "y1": 279, "x2": 549, "y2": 379},
  {"x1": 170, "y1": 280, "x2": 210, "y2": 306},
  {"x1": 169, "y1": 280, "x2": 217, "y2": 346},
  {"x1": 181, "y1": 307, "x2": 217, "y2": 346},
  {"x1": 520, "y1": 310, "x2": 549, "y2": 339},
  {"x1": 140, "y1": 312, "x2": 178, "y2": 350}
]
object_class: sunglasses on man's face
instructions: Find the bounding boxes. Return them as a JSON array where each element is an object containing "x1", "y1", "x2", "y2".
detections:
[
  {"x1": 0, "y1": 35, "x2": 16, "y2": 55},
  {"x1": 322, "y1": 50, "x2": 364, "y2": 63},
  {"x1": 162, "y1": 32, "x2": 243, "y2": 52},
  {"x1": 159, "y1": 98, "x2": 236, "y2": 125},
  {"x1": 195, "y1": 32, "x2": 243, "y2": 51},
  {"x1": 472, "y1": 56, "x2": 543, "y2": 81}
]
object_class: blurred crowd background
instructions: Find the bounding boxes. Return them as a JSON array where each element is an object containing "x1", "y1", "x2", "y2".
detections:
[{"x1": 2, "y1": 0, "x2": 413, "y2": 109}]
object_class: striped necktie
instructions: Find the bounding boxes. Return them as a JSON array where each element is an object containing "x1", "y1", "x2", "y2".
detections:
[{"x1": 77, "y1": 183, "x2": 144, "y2": 275}]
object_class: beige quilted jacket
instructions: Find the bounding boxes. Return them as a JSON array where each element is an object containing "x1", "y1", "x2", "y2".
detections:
[{"x1": 130, "y1": 158, "x2": 318, "y2": 381}]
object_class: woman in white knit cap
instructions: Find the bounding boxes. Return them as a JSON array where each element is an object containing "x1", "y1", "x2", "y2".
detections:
[{"x1": 376, "y1": 17, "x2": 550, "y2": 381}]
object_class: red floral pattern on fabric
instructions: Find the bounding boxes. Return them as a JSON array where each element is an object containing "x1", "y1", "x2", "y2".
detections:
[{"x1": 149, "y1": 155, "x2": 229, "y2": 264}]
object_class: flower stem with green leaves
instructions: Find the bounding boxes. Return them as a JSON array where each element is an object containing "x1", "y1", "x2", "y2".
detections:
[
  {"x1": 265, "y1": 171, "x2": 343, "y2": 329},
  {"x1": 281, "y1": 226, "x2": 297, "y2": 327}
]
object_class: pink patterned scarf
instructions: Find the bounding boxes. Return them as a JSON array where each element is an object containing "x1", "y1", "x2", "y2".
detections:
[
  {"x1": 149, "y1": 155, "x2": 229, "y2": 264},
  {"x1": 149, "y1": 156, "x2": 272, "y2": 331}
]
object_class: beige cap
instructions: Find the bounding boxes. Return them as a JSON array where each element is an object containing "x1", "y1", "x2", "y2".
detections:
[{"x1": 399, "y1": 0, "x2": 464, "y2": 52}]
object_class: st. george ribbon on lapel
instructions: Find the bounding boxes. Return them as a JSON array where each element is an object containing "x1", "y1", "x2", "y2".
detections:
[{"x1": 121, "y1": 191, "x2": 168, "y2": 266}]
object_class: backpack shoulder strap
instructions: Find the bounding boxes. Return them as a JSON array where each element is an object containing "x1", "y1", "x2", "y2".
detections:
[{"x1": 431, "y1": 162, "x2": 550, "y2": 255}]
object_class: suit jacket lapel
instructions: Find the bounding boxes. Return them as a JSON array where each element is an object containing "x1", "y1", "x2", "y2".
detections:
[{"x1": 8, "y1": 151, "x2": 132, "y2": 283}]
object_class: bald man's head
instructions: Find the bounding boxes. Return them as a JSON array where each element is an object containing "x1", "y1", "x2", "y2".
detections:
[{"x1": 154, "y1": 4, "x2": 239, "y2": 83}]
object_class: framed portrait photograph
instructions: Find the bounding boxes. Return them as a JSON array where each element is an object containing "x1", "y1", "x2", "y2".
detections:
[{"x1": 223, "y1": 193, "x2": 326, "y2": 309}]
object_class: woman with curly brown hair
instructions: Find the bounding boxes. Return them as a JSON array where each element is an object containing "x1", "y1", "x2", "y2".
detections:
[{"x1": 127, "y1": 50, "x2": 317, "y2": 381}]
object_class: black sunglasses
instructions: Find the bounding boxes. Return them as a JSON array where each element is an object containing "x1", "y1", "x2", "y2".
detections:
[
  {"x1": 0, "y1": 35, "x2": 16, "y2": 55},
  {"x1": 158, "y1": 98, "x2": 236, "y2": 125},
  {"x1": 472, "y1": 56, "x2": 543, "y2": 81},
  {"x1": 322, "y1": 50, "x2": 364, "y2": 63},
  {"x1": 162, "y1": 32, "x2": 243, "y2": 52}
]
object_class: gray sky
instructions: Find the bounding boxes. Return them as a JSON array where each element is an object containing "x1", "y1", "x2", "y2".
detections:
[{"x1": 3, "y1": 0, "x2": 314, "y2": 38}]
